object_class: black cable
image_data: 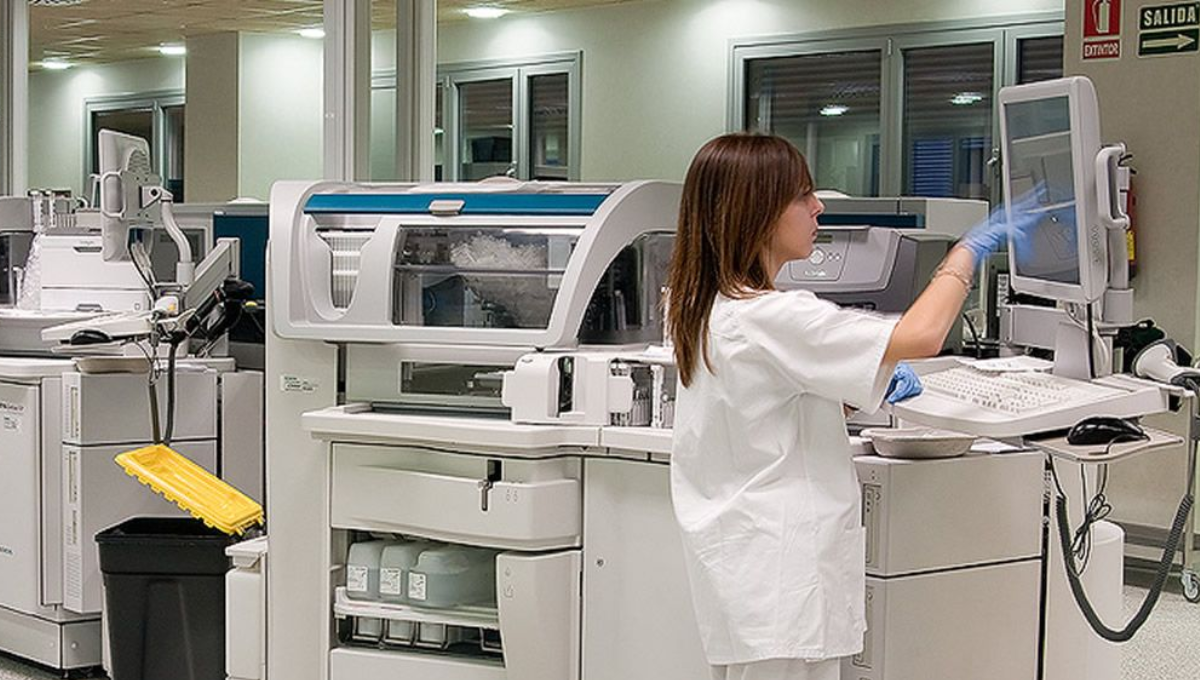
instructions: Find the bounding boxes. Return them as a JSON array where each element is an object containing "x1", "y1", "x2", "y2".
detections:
[
  {"x1": 147, "y1": 376, "x2": 162, "y2": 445},
  {"x1": 1085, "y1": 302, "x2": 1096, "y2": 380},
  {"x1": 164, "y1": 340, "x2": 179, "y2": 445},
  {"x1": 962, "y1": 312, "x2": 982, "y2": 359},
  {"x1": 127, "y1": 238, "x2": 156, "y2": 295},
  {"x1": 1050, "y1": 437, "x2": 1145, "y2": 574},
  {"x1": 1054, "y1": 492, "x2": 1193, "y2": 642}
]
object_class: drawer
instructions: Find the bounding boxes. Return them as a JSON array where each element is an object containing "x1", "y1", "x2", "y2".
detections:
[
  {"x1": 331, "y1": 444, "x2": 581, "y2": 551},
  {"x1": 331, "y1": 647, "x2": 505, "y2": 680}
]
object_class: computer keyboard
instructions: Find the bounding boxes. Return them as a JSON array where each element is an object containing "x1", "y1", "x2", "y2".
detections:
[
  {"x1": 892, "y1": 361, "x2": 1170, "y2": 438},
  {"x1": 921, "y1": 366, "x2": 1122, "y2": 415}
]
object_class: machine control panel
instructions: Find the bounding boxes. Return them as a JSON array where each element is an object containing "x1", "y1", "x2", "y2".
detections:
[{"x1": 786, "y1": 233, "x2": 850, "y2": 282}]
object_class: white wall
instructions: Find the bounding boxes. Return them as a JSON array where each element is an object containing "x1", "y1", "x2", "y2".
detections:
[
  {"x1": 237, "y1": 33, "x2": 324, "y2": 200},
  {"x1": 438, "y1": 0, "x2": 1064, "y2": 181},
  {"x1": 26, "y1": 33, "x2": 324, "y2": 202},
  {"x1": 28, "y1": 57, "x2": 184, "y2": 195},
  {"x1": 27, "y1": 1, "x2": 1063, "y2": 195}
]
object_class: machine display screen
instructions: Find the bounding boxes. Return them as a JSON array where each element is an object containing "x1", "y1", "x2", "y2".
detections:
[
  {"x1": 1004, "y1": 96, "x2": 1081, "y2": 286},
  {"x1": 814, "y1": 232, "x2": 834, "y2": 244}
]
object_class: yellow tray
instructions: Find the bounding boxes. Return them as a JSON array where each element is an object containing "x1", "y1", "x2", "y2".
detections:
[{"x1": 116, "y1": 444, "x2": 264, "y2": 535}]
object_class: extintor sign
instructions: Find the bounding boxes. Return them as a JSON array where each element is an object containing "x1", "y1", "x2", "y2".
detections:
[
  {"x1": 1084, "y1": 0, "x2": 1123, "y2": 60},
  {"x1": 1086, "y1": 0, "x2": 1123, "y2": 37}
]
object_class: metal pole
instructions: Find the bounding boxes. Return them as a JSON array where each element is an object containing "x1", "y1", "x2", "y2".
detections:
[
  {"x1": 323, "y1": 0, "x2": 371, "y2": 181},
  {"x1": 0, "y1": 0, "x2": 29, "y2": 195},
  {"x1": 395, "y1": 0, "x2": 437, "y2": 181}
]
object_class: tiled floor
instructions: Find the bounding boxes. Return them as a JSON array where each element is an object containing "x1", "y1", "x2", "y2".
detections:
[{"x1": 2, "y1": 580, "x2": 1198, "y2": 680}]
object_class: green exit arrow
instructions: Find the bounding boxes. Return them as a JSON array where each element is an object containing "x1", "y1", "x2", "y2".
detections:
[
  {"x1": 1140, "y1": 28, "x2": 1200, "y2": 55},
  {"x1": 1145, "y1": 32, "x2": 1197, "y2": 49}
]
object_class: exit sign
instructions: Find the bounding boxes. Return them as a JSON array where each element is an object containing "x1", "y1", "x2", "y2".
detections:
[{"x1": 1139, "y1": 2, "x2": 1200, "y2": 56}]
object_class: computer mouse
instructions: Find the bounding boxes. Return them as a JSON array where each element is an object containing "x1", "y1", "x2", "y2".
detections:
[
  {"x1": 69, "y1": 329, "x2": 113, "y2": 346},
  {"x1": 1066, "y1": 416, "x2": 1147, "y2": 446}
]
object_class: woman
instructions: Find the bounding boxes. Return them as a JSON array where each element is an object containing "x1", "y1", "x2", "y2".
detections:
[{"x1": 667, "y1": 133, "x2": 1032, "y2": 680}]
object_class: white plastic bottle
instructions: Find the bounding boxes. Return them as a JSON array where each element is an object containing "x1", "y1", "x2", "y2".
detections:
[{"x1": 346, "y1": 539, "x2": 391, "y2": 641}]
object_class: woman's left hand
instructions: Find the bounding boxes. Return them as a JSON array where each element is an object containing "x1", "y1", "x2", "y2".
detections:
[{"x1": 885, "y1": 362, "x2": 923, "y2": 404}]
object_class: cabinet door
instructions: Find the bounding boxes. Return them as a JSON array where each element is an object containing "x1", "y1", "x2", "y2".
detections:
[
  {"x1": 0, "y1": 382, "x2": 42, "y2": 615},
  {"x1": 582, "y1": 459, "x2": 708, "y2": 680}
]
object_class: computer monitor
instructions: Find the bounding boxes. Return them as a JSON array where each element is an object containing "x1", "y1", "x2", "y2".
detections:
[
  {"x1": 999, "y1": 76, "x2": 1107, "y2": 304},
  {"x1": 97, "y1": 129, "x2": 158, "y2": 261}
]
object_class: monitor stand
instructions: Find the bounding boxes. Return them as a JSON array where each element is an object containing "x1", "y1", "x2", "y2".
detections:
[{"x1": 1002, "y1": 303, "x2": 1114, "y2": 381}]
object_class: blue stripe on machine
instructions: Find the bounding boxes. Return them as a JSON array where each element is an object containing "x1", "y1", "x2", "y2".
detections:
[{"x1": 303, "y1": 193, "x2": 609, "y2": 216}]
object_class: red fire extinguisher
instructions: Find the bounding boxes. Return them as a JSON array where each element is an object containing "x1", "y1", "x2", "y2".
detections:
[{"x1": 1124, "y1": 175, "x2": 1138, "y2": 279}]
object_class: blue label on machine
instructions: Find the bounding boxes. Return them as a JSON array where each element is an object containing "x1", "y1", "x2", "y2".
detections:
[{"x1": 303, "y1": 193, "x2": 610, "y2": 216}]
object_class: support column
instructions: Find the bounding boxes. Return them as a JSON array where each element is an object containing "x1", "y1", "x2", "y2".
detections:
[
  {"x1": 0, "y1": 0, "x2": 28, "y2": 195},
  {"x1": 323, "y1": 0, "x2": 371, "y2": 181},
  {"x1": 395, "y1": 0, "x2": 437, "y2": 181},
  {"x1": 185, "y1": 32, "x2": 240, "y2": 202}
]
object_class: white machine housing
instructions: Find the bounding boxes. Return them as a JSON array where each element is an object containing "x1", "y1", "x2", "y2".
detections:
[
  {"x1": 270, "y1": 180, "x2": 680, "y2": 348},
  {"x1": 262, "y1": 180, "x2": 684, "y2": 680}
]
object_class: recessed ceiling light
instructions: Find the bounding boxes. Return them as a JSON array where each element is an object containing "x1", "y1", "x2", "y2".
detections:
[
  {"x1": 464, "y1": 7, "x2": 510, "y2": 19},
  {"x1": 158, "y1": 44, "x2": 187, "y2": 56},
  {"x1": 40, "y1": 59, "x2": 72, "y2": 70},
  {"x1": 950, "y1": 92, "x2": 983, "y2": 106},
  {"x1": 298, "y1": 27, "x2": 325, "y2": 39},
  {"x1": 820, "y1": 104, "x2": 849, "y2": 117},
  {"x1": 29, "y1": 0, "x2": 88, "y2": 6}
]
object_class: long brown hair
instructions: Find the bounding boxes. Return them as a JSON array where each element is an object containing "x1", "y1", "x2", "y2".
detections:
[{"x1": 667, "y1": 133, "x2": 813, "y2": 387}]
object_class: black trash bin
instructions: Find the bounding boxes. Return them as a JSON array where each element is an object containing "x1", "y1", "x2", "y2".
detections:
[{"x1": 96, "y1": 517, "x2": 235, "y2": 680}]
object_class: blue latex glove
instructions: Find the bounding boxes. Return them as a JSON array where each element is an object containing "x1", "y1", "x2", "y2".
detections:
[
  {"x1": 885, "y1": 362, "x2": 923, "y2": 404},
  {"x1": 958, "y1": 185, "x2": 1046, "y2": 266}
]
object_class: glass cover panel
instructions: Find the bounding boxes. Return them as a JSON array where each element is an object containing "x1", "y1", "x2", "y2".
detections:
[
  {"x1": 400, "y1": 363, "x2": 507, "y2": 403},
  {"x1": 903, "y1": 43, "x2": 994, "y2": 200},
  {"x1": 578, "y1": 232, "x2": 675, "y2": 345},
  {"x1": 745, "y1": 50, "x2": 883, "y2": 196},
  {"x1": 1004, "y1": 96, "x2": 1079, "y2": 285},
  {"x1": 392, "y1": 227, "x2": 675, "y2": 342},
  {"x1": 529, "y1": 73, "x2": 570, "y2": 180},
  {"x1": 459, "y1": 79, "x2": 514, "y2": 180},
  {"x1": 1017, "y1": 36, "x2": 1064, "y2": 85},
  {"x1": 394, "y1": 225, "x2": 583, "y2": 328}
]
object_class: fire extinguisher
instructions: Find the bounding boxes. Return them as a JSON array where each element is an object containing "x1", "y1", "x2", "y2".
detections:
[{"x1": 1123, "y1": 174, "x2": 1138, "y2": 279}]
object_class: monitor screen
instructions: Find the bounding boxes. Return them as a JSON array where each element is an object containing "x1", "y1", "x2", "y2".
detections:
[{"x1": 1003, "y1": 96, "x2": 1081, "y2": 286}]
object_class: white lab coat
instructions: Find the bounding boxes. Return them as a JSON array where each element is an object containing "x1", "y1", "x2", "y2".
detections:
[{"x1": 671, "y1": 289, "x2": 898, "y2": 665}]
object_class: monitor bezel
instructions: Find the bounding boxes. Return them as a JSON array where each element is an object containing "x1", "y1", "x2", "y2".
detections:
[{"x1": 999, "y1": 76, "x2": 1108, "y2": 304}]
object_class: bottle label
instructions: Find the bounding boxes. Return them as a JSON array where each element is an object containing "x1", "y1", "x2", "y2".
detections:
[
  {"x1": 347, "y1": 565, "x2": 369, "y2": 593},
  {"x1": 408, "y1": 572, "x2": 428, "y2": 601},
  {"x1": 380, "y1": 568, "x2": 403, "y2": 596}
]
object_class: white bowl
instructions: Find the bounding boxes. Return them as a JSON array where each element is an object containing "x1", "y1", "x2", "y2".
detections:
[{"x1": 861, "y1": 427, "x2": 975, "y2": 459}]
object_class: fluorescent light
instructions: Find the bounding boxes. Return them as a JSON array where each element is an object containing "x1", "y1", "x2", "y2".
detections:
[
  {"x1": 158, "y1": 44, "x2": 187, "y2": 56},
  {"x1": 464, "y1": 7, "x2": 510, "y2": 19},
  {"x1": 298, "y1": 27, "x2": 325, "y2": 39},
  {"x1": 41, "y1": 59, "x2": 72, "y2": 70},
  {"x1": 820, "y1": 104, "x2": 849, "y2": 117},
  {"x1": 950, "y1": 92, "x2": 983, "y2": 106}
]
